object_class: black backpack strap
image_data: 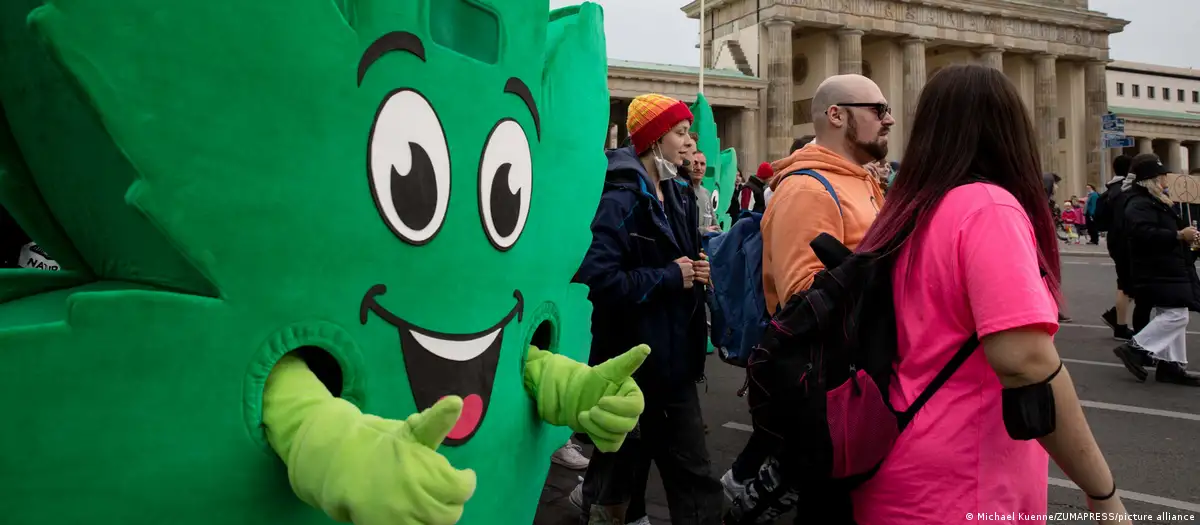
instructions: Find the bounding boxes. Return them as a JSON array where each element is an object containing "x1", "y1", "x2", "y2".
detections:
[{"x1": 896, "y1": 333, "x2": 980, "y2": 430}]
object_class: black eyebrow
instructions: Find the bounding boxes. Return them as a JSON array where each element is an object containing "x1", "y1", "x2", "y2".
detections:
[
  {"x1": 358, "y1": 32, "x2": 425, "y2": 86},
  {"x1": 504, "y1": 77, "x2": 540, "y2": 140}
]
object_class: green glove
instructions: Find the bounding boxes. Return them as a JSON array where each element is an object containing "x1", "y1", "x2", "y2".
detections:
[
  {"x1": 523, "y1": 344, "x2": 650, "y2": 452},
  {"x1": 263, "y1": 354, "x2": 476, "y2": 525}
]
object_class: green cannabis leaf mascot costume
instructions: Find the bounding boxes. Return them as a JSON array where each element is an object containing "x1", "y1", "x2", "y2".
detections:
[{"x1": 0, "y1": 0, "x2": 647, "y2": 524}]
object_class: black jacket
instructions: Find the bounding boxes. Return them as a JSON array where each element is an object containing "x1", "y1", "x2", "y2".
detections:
[
  {"x1": 1123, "y1": 186, "x2": 1200, "y2": 310},
  {"x1": 1104, "y1": 180, "x2": 1132, "y2": 264},
  {"x1": 576, "y1": 146, "x2": 707, "y2": 395}
]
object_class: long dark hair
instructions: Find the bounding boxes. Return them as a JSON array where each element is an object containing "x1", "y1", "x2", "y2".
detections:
[{"x1": 858, "y1": 64, "x2": 1061, "y2": 302}]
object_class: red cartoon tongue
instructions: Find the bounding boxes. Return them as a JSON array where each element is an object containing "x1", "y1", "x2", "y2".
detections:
[{"x1": 444, "y1": 394, "x2": 483, "y2": 441}]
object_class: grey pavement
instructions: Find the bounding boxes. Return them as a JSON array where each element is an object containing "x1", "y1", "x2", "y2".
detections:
[{"x1": 535, "y1": 250, "x2": 1200, "y2": 524}]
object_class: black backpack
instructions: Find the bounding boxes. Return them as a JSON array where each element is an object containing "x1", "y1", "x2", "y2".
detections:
[{"x1": 725, "y1": 232, "x2": 979, "y2": 524}]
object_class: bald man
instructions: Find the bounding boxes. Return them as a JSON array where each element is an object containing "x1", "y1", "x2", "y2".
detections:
[
  {"x1": 722, "y1": 74, "x2": 894, "y2": 517},
  {"x1": 762, "y1": 74, "x2": 893, "y2": 315}
]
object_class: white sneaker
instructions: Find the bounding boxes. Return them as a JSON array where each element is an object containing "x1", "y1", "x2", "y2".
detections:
[
  {"x1": 627, "y1": 517, "x2": 652, "y2": 525},
  {"x1": 569, "y1": 482, "x2": 584, "y2": 509},
  {"x1": 720, "y1": 468, "x2": 747, "y2": 503},
  {"x1": 552, "y1": 441, "x2": 590, "y2": 470}
]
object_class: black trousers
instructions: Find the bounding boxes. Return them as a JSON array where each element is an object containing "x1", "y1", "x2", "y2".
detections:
[
  {"x1": 578, "y1": 383, "x2": 723, "y2": 525},
  {"x1": 1133, "y1": 300, "x2": 1152, "y2": 334},
  {"x1": 731, "y1": 430, "x2": 776, "y2": 481},
  {"x1": 1087, "y1": 215, "x2": 1100, "y2": 244}
]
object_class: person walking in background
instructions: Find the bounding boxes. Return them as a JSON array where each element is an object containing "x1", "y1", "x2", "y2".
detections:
[
  {"x1": 727, "y1": 162, "x2": 769, "y2": 217},
  {"x1": 691, "y1": 149, "x2": 719, "y2": 233},
  {"x1": 1062, "y1": 200, "x2": 1082, "y2": 244},
  {"x1": 574, "y1": 93, "x2": 721, "y2": 525},
  {"x1": 1085, "y1": 184, "x2": 1101, "y2": 244},
  {"x1": 1075, "y1": 197, "x2": 1089, "y2": 242},
  {"x1": 853, "y1": 63, "x2": 1130, "y2": 525},
  {"x1": 1100, "y1": 155, "x2": 1138, "y2": 341},
  {"x1": 1112, "y1": 153, "x2": 1200, "y2": 387},
  {"x1": 721, "y1": 73, "x2": 892, "y2": 501}
]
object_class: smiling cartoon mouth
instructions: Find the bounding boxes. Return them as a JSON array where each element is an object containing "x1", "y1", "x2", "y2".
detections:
[{"x1": 360, "y1": 285, "x2": 523, "y2": 446}]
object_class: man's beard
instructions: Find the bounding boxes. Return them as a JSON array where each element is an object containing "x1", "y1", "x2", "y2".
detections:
[{"x1": 847, "y1": 117, "x2": 888, "y2": 162}]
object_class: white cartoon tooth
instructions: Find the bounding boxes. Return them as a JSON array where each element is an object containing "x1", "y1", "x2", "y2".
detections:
[{"x1": 410, "y1": 328, "x2": 501, "y2": 362}]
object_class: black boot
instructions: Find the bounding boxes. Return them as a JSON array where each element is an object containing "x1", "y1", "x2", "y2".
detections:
[
  {"x1": 1155, "y1": 362, "x2": 1200, "y2": 387},
  {"x1": 1136, "y1": 348, "x2": 1158, "y2": 367},
  {"x1": 1101, "y1": 307, "x2": 1118, "y2": 330},
  {"x1": 1113, "y1": 325, "x2": 1134, "y2": 341},
  {"x1": 1113, "y1": 343, "x2": 1148, "y2": 382}
]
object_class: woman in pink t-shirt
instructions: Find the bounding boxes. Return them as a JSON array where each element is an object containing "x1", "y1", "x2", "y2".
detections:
[{"x1": 852, "y1": 64, "x2": 1129, "y2": 525}]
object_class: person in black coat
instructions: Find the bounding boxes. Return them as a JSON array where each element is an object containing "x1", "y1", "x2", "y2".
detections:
[
  {"x1": 574, "y1": 94, "x2": 722, "y2": 525},
  {"x1": 1112, "y1": 153, "x2": 1200, "y2": 386},
  {"x1": 1099, "y1": 155, "x2": 1139, "y2": 341}
]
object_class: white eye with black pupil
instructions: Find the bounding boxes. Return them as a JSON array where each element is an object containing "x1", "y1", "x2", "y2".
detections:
[
  {"x1": 367, "y1": 89, "x2": 451, "y2": 245},
  {"x1": 478, "y1": 119, "x2": 532, "y2": 251}
]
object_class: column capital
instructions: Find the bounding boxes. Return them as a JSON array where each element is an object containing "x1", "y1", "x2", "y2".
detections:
[
  {"x1": 981, "y1": 45, "x2": 1005, "y2": 53},
  {"x1": 901, "y1": 37, "x2": 928, "y2": 45},
  {"x1": 836, "y1": 28, "x2": 865, "y2": 37},
  {"x1": 763, "y1": 18, "x2": 795, "y2": 29},
  {"x1": 1034, "y1": 52, "x2": 1058, "y2": 60}
]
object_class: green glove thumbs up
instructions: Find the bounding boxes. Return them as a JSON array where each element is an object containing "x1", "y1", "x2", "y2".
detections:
[
  {"x1": 407, "y1": 396, "x2": 464, "y2": 450},
  {"x1": 590, "y1": 344, "x2": 650, "y2": 383},
  {"x1": 263, "y1": 355, "x2": 477, "y2": 525},
  {"x1": 524, "y1": 344, "x2": 650, "y2": 453}
]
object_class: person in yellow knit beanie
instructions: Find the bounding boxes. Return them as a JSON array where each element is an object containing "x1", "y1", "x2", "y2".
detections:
[{"x1": 571, "y1": 94, "x2": 723, "y2": 525}]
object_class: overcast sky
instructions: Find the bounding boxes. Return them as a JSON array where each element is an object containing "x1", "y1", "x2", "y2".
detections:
[{"x1": 548, "y1": 0, "x2": 1200, "y2": 70}]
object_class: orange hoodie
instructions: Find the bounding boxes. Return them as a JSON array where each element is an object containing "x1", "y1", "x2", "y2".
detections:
[{"x1": 762, "y1": 144, "x2": 885, "y2": 313}]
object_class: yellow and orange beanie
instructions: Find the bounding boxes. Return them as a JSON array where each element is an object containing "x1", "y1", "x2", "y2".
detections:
[{"x1": 626, "y1": 94, "x2": 694, "y2": 155}]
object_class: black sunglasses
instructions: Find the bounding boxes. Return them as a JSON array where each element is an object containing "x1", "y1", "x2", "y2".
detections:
[{"x1": 831, "y1": 102, "x2": 891, "y2": 119}]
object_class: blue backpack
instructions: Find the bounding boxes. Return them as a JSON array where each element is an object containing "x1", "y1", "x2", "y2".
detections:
[{"x1": 707, "y1": 169, "x2": 842, "y2": 368}]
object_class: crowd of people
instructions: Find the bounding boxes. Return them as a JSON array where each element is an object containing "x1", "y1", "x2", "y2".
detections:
[
  {"x1": 5, "y1": 62, "x2": 1196, "y2": 525},
  {"x1": 552, "y1": 64, "x2": 1197, "y2": 525}
]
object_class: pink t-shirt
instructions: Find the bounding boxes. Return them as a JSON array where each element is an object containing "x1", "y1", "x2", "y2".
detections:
[{"x1": 852, "y1": 183, "x2": 1060, "y2": 525}]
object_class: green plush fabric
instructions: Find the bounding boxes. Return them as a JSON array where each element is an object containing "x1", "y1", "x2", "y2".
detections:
[
  {"x1": 0, "y1": 0, "x2": 214, "y2": 292},
  {"x1": 690, "y1": 93, "x2": 737, "y2": 230},
  {"x1": 718, "y1": 147, "x2": 738, "y2": 228},
  {"x1": 0, "y1": 0, "x2": 611, "y2": 523}
]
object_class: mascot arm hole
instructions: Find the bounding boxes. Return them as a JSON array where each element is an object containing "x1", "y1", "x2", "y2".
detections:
[{"x1": 294, "y1": 346, "x2": 344, "y2": 398}]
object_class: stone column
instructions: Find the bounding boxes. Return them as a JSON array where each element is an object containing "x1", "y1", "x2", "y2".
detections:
[
  {"x1": 1084, "y1": 60, "x2": 1107, "y2": 188},
  {"x1": 1137, "y1": 136, "x2": 1153, "y2": 154},
  {"x1": 1164, "y1": 139, "x2": 1183, "y2": 172},
  {"x1": 1189, "y1": 142, "x2": 1200, "y2": 173},
  {"x1": 979, "y1": 46, "x2": 1004, "y2": 70},
  {"x1": 838, "y1": 29, "x2": 864, "y2": 75},
  {"x1": 764, "y1": 19, "x2": 795, "y2": 162},
  {"x1": 737, "y1": 108, "x2": 759, "y2": 175},
  {"x1": 902, "y1": 38, "x2": 927, "y2": 138},
  {"x1": 1034, "y1": 54, "x2": 1059, "y2": 175}
]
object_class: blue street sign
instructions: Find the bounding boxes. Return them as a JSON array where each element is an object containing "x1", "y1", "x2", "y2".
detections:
[
  {"x1": 1102, "y1": 118, "x2": 1125, "y2": 132},
  {"x1": 1102, "y1": 113, "x2": 1119, "y2": 123},
  {"x1": 1104, "y1": 137, "x2": 1134, "y2": 149}
]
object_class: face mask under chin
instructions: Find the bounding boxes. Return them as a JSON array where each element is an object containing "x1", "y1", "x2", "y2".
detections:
[{"x1": 653, "y1": 146, "x2": 680, "y2": 182}]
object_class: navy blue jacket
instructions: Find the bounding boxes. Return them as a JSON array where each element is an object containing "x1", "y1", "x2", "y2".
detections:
[{"x1": 577, "y1": 146, "x2": 707, "y2": 395}]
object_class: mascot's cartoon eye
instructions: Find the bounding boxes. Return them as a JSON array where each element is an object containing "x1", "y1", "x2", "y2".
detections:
[
  {"x1": 478, "y1": 119, "x2": 532, "y2": 251},
  {"x1": 711, "y1": 189, "x2": 720, "y2": 211},
  {"x1": 368, "y1": 89, "x2": 451, "y2": 246}
]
